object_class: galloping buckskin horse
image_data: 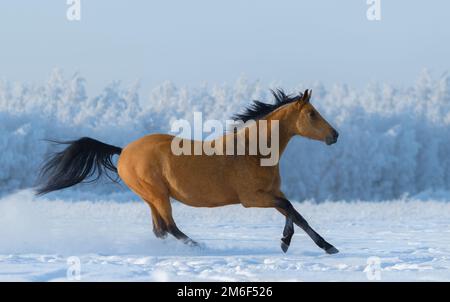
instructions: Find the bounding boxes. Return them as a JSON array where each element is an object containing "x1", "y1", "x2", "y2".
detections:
[{"x1": 36, "y1": 89, "x2": 339, "y2": 254}]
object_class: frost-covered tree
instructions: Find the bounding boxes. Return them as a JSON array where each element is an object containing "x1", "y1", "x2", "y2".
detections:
[{"x1": 1, "y1": 70, "x2": 450, "y2": 200}]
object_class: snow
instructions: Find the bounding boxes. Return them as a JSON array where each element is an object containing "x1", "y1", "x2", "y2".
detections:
[
  {"x1": 1, "y1": 70, "x2": 450, "y2": 281},
  {"x1": 0, "y1": 190, "x2": 449, "y2": 281}
]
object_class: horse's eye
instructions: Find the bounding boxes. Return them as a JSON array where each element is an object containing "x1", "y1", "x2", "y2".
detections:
[{"x1": 308, "y1": 111, "x2": 316, "y2": 118}]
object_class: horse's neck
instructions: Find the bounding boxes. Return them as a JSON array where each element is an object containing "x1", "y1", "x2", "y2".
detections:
[
  {"x1": 230, "y1": 106, "x2": 295, "y2": 157},
  {"x1": 262, "y1": 106, "x2": 296, "y2": 156}
]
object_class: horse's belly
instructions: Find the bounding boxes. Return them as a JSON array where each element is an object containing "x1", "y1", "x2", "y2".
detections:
[
  {"x1": 168, "y1": 176, "x2": 239, "y2": 207},
  {"x1": 164, "y1": 156, "x2": 239, "y2": 207}
]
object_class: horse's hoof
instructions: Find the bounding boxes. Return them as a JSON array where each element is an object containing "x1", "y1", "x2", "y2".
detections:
[
  {"x1": 280, "y1": 240, "x2": 290, "y2": 253},
  {"x1": 325, "y1": 246, "x2": 339, "y2": 254},
  {"x1": 185, "y1": 239, "x2": 200, "y2": 247}
]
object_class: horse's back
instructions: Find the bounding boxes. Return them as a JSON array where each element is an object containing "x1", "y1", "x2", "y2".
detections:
[{"x1": 117, "y1": 134, "x2": 240, "y2": 207}]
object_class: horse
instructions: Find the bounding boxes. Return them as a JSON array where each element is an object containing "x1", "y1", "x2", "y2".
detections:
[{"x1": 36, "y1": 89, "x2": 340, "y2": 254}]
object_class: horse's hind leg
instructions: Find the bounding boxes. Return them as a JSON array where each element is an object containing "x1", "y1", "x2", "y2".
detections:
[
  {"x1": 147, "y1": 203, "x2": 168, "y2": 238},
  {"x1": 153, "y1": 198, "x2": 199, "y2": 246},
  {"x1": 141, "y1": 184, "x2": 198, "y2": 246}
]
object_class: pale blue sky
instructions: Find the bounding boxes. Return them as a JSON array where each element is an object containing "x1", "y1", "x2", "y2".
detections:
[{"x1": 0, "y1": 0, "x2": 449, "y2": 93}]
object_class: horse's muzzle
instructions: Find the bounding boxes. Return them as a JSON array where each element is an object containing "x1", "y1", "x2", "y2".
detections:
[{"x1": 325, "y1": 130, "x2": 339, "y2": 145}]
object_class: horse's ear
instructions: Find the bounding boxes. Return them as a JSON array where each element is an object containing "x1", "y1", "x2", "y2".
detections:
[
  {"x1": 303, "y1": 89, "x2": 309, "y2": 101},
  {"x1": 299, "y1": 89, "x2": 311, "y2": 103}
]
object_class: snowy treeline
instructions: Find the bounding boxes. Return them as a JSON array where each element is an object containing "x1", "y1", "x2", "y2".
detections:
[{"x1": 1, "y1": 69, "x2": 450, "y2": 201}]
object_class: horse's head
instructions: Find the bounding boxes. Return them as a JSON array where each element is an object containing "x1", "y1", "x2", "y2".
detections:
[{"x1": 292, "y1": 90, "x2": 338, "y2": 145}]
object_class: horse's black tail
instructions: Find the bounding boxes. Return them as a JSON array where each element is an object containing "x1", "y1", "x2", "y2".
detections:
[{"x1": 36, "y1": 137, "x2": 123, "y2": 195}]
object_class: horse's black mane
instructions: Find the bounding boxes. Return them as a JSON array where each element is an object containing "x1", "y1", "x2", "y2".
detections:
[{"x1": 232, "y1": 89, "x2": 305, "y2": 122}]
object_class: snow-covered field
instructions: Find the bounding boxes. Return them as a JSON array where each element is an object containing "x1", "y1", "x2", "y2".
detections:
[
  {"x1": 1, "y1": 71, "x2": 450, "y2": 281},
  {"x1": 1, "y1": 190, "x2": 449, "y2": 281}
]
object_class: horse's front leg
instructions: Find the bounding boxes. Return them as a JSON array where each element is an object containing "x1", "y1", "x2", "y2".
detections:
[
  {"x1": 241, "y1": 192, "x2": 338, "y2": 254},
  {"x1": 276, "y1": 198, "x2": 339, "y2": 254},
  {"x1": 281, "y1": 217, "x2": 294, "y2": 253}
]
